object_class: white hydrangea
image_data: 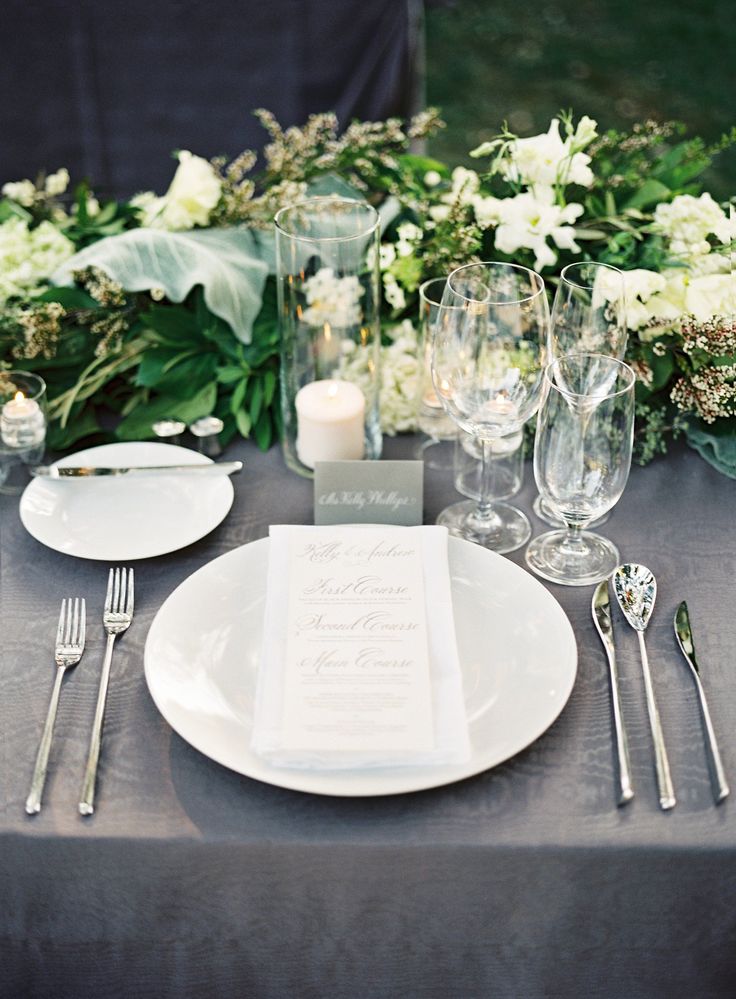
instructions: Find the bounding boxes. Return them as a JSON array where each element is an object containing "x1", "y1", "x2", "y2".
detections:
[
  {"x1": 492, "y1": 188, "x2": 584, "y2": 270},
  {"x1": 653, "y1": 193, "x2": 728, "y2": 257},
  {"x1": 337, "y1": 320, "x2": 420, "y2": 435},
  {"x1": 301, "y1": 267, "x2": 364, "y2": 328},
  {"x1": 133, "y1": 151, "x2": 222, "y2": 230},
  {"x1": 0, "y1": 217, "x2": 75, "y2": 305}
]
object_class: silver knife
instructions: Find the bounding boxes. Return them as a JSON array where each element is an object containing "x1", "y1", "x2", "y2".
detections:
[
  {"x1": 674, "y1": 601, "x2": 730, "y2": 804},
  {"x1": 592, "y1": 580, "x2": 635, "y2": 805},
  {"x1": 33, "y1": 461, "x2": 243, "y2": 479}
]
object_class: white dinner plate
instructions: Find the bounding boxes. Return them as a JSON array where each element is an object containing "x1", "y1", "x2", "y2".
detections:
[
  {"x1": 19, "y1": 441, "x2": 234, "y2": 561},
  {"x1": 144, "y1": 535, "x2": 577, "y2": 796}
]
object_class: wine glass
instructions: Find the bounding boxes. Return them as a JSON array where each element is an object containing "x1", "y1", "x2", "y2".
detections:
[
  {"x1": 526, "y1": 353, "x2": 636, "y2": 586},
  {"x1": 413, "y1": 277, "x2": 460, "y2": 471},
  {"x1": 431, "y1": 262, "x2": 548, "y2": 552},
  {"x1": 534, "y1": 261, "x2": 626, "y2": 526}
]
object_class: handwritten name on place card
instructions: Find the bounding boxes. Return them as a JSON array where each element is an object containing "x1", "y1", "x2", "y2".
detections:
[{"x1": 314, "y1": 460, "x2": 423, "y2": 526}]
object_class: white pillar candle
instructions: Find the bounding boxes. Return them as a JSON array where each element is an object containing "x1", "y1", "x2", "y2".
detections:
[
  {"x1": 295, "y1": 379, "x2": 365, "y2": 469},
  {"x1": 0, "y1": 391, "x2": 46, "y2": 448}
]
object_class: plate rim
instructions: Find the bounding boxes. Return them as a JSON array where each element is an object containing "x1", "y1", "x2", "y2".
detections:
[
  {"x1": 19, "y1": 441, "x2": 235, "y2": 561},
  {"x1": 144, "y1": 534, "x2": 578, "y2": 797}
]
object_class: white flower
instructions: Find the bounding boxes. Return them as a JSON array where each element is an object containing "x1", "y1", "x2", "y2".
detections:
[
  {"x1": 44, "y1": 168, "x2": 70, "y2": 197},
  {"x1": 629, "y1": 265, "x2": 736, "y2": 338},
  {"x1": 449, "y1": 167, "x2": 481, "y2": 202},
  {"x1": 503, "y1": 118, "x2": 595, "y2": 190},
  {"x1": 471, "y1": 195, "x2": 502, "y2": 230},
  {"x1": 383, "y1": 272, "x2": 406, "y2": 311},
  {"x1": 134, "y1": 151, "x2": 222, "y2": 230},
  {"x1": 572, "y1": 115, "x2": 598, "y2": 149},
  {"x1": 2, "y1": 179, "x2": 36, "y2": 207},
  {"x1": 0, "y1": 217, "x2": 75, "y2": 305},
  {"x1": 301, "y1": 267, "x2": 364, "y2": 328},
  {"x1": 395, "y1": 221, "x2": 422, "y2": 257},
  {"x1": 653, "y1": 193, "x2": 728, "y2": 257},
  {"x1": 492, "y1": 188, "x2": 584, "y2": 270},
  {"x1": 714, "y1": 206, "x2": 735, "y2": 247},
  {"x1": 379, "y1": 243, "x2": 396, "y2": 270},
  {"x1": 424, "y1": 170, "x2": 442, "y2": 188},
  {"x1": 429, "y1": 204, "x2": 451, "y2": 222},
  {"x1": 338, "y1": 320, "x2": 420, "y2": 435}
]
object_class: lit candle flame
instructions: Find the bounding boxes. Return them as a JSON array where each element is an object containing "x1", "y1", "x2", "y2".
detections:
[
  {"x1": 327, "y1": 382, "x2": 339, "y2": 399},
  {"x1": 14, "y1": 391, "x2": 25, "y2": 402}
]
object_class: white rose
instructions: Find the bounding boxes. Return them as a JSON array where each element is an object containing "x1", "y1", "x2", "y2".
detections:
[{"x1": 141, "y1": 151, "x2": 222, "y2": 230}]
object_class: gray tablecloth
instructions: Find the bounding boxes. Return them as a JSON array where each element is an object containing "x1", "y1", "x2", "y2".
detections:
[{"x1": 1, "y1": 436, "x2": 735, "y2": 999}]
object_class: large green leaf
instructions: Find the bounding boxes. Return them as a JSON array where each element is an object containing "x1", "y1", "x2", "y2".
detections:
[{"x1": 51, "y1": 227, "x2": 269, "y2": 343}]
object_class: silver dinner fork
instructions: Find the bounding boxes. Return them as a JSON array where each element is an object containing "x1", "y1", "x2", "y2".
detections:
[
  {"x1": 26, "y1": 598, "x2": 87, "y2": 815},
  {"x1": 79, "y1": 567, "x2": 134, "y2": 816}
]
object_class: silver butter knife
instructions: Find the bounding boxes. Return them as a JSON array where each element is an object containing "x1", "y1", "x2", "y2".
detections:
[
  {"x1": 592, "y1": 580, "x2": 634, "y2": 805},
  {"x1": 674, "y1": 601, "x2": 730, "y2": 804},
  {"x1": 33, "y1": 461, "x2": 243, "y2": 479}
]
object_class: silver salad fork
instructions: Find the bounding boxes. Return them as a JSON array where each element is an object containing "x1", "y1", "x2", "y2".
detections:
[{"x1": 26, "y1": 598, "x2": 87, "y2": 815}]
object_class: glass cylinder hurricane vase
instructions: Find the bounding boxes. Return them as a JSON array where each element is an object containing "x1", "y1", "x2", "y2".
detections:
[{"x1": 275, "y1": 197, "x2": 382, "y2": 476}]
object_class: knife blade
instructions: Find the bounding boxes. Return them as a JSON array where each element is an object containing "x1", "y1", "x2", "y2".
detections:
[
  {"x1": 592, "y1": 580, "x2": 634, "y2": 805},
  {"x1": 674, "y1": 601, "x2": 729, "y2": 803},
  {"x1": 33, "y1": 461, "x2": 243, "y2": 479}
]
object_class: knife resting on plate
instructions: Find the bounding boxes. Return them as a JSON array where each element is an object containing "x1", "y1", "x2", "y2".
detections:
[{"x1": 33, "y1": 461, "x2": 243, "y2": 479}]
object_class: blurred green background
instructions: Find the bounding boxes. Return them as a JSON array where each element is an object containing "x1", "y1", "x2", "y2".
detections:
[{"x1": 424, "y1": 0, "x2": 735, "y2": 199}]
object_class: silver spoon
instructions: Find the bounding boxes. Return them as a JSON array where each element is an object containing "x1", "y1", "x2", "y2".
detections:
[{"x1": 613, "y1": 563, "x2": 676, "y2": 810}]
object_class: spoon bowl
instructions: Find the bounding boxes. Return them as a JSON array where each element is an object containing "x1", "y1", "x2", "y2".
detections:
[
  {"x1": 613, "y1": 563, "x2": 656, "y2": 632},
  {"x1": 612, "y1": 562, "x2": 675, "y2": 810}
]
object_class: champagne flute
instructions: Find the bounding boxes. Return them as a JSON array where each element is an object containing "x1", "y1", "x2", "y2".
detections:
[
  {"x1": 534, "y1": 261, "x2": 626, "y2": 526},
  {"x1": 526, "y1": 353, "x2": 635, "y2": 586},
  {"x1": 431, "y1": 262, "x2": 548, "y2": 552},
  {"x1": 414, "y1": 277, "x2": 460, "y2": 471}
]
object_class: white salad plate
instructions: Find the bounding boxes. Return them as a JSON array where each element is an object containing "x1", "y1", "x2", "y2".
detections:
[
  {"x1": 20, "y1": 441, "x2": 234, "y2": 561},
  {"x1": 144, "y1": 534, "x2": 577, "y2": 796}
]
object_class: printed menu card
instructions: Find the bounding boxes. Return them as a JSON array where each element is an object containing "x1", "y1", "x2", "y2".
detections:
[{"x1": 251, "y1": 525, "x2": 470, "y2": 769}]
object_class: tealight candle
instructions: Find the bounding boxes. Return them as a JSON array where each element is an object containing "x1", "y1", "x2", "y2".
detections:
[
  {"x1": 0, "y1": 391, "x2": 46, "y2": 449},
  {"x1": 295, "y1": 379, "x2": 365, "y2": 469}
]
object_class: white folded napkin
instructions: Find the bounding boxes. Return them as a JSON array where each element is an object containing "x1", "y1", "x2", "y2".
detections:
[{"x1": 251, "y1": 524, "x2": 471, "y2": 769}]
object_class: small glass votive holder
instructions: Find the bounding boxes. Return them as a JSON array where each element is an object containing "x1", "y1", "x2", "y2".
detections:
[
  {"x1": 189, "y1": 416, "x2": 224, "y2": 457},
  {"x1": 453, "y1": 427, "x2": 524, "y2": 503},
  {"x1": 0, "y1": 371, "x2": 48, "y2": 494},
  {"x1": 415, "y1": 277, "x2": 459, "y2": 471},
  {"x1": 152, "y1": 418, "x2": 186, "y2": 447}
]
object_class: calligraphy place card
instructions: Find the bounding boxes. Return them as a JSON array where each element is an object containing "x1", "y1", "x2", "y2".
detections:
[{"x1": 313, "y1": 460, "x2": 423, "y2": 526}]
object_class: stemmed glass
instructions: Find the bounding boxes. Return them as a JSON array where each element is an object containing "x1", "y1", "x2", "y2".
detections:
[
  {"x1": 431, "y1": 262, "x2": 549, "y2": 552},
  {"x1": 526, "y1": 353, "x2": 636, "y2": 586},
  {"x1": 534, "y1": 261, "x2": 627, "y2": 526}
]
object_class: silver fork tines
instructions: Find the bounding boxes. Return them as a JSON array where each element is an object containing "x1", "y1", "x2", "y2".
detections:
[
  {"x1": 79, "y1": 568, "x2": 134, "y2": 816},
  {"x1": 26, "y1": 598, "x2": 87, "y2": 815}
]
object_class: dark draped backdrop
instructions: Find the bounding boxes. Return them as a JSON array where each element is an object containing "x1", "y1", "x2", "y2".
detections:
[{"x1": 0, "y1": 0, "x2": 424, "y2": 198}]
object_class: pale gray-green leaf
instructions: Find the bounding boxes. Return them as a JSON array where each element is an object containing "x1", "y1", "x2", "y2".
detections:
[{"x1": 52, "y1": 227, "x2": 269, "y2": 343}]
